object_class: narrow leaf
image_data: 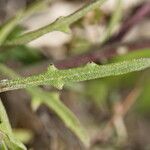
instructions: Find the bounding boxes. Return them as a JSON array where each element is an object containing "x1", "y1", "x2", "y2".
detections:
[
  {"x1": 0, "y1": 64, "x2": 89, "y2": 147},
  {"x1": 29, "y1": 88, "x2": 89, "y2": 147},
  {"x1": 0, "y1": 0, "x2": 50, "y2": 44},
  {"x1": 0, "y1": 99, "x2": 26, "y2": 150},
  {"x1": 4, "y1": 0, "x2": 107, "y2": 46},
  {"x1": 0, "y1": 58, "x2": 150, "y2": 92},
  {"x1": 100, "y1": 0, "x2": 122, "y2": 43}
]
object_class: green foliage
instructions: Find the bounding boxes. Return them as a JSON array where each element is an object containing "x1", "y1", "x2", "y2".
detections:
[
  {"x1": 86, "y1": 79, "x2": 109, "y2": 106},
  {"x1": 3, "y1": 0, "x2": 107, "y2": 46},
  {"x1": 0, "y1": 0, "x2": 150, "y2": 149},
  {"x1": 0, "y1": 64, "x2": 89, "y2": 147},
  {"x1": 113, "y1": 49, "x2": 150, "y2": 61},
  {"x1": 1, "y1": 58, "x2": 150, "y2": 92},
  {"x1": 0, "y1": 0, "x2": 50, "y2": 44},
  {"x1": 13, "y1": 129, "x2": 33, "y2": 144},
  {"x1": 100, "y1": 0, "x2": 122, "y2": 43},
  {"x1": 135, "y1": 75, "x2": 150, "y2": 115},
  {"x1": 0, "y1": 100, "x2": 26, "y2": 150},
  {"x1": 30, "y1": 88, "x2": 89, "y2": 147},
  {"x1": 0, "y1": 45, "x2": 42, "y2": 64}
]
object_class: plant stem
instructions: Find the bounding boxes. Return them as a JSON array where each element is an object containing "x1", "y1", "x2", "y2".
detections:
[
  {"x1": 0, "y1": 0, "x2": 50, "y2": 45},
  {"x1": 55, "y1": 40, "x2": 150, "y2": 69},
  {"x1": 0, "y1": 58, "x2": 150, "y2": 92},
  {"x1": 4, "y1": 0, "x2": 107, "y2": 46}
]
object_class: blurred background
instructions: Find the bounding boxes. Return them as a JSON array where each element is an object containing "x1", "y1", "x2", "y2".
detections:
[{"x1": 0, "y1": 0, "x2": 150, "y2": 149}]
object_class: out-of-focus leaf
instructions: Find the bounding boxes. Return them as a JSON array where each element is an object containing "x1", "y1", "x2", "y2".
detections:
[
  {"x1": 100, "y1": 0, "x2": 122, "y2": 43},
  {"x1": 0, "y1": 45, "x2": 43, "y2": 64},
  {"x1": 136, "y1": 78, "x2": 150, "y2": 115},
  {"x1": 30, "y1": 88, "x2": 90, "y2": 147},
  {"x1": 71, "y1": 37, "x2": 91, "y2": 55},
  {"x1": 4, "y1": 0, "x2": 107, "y2": 46},
  {"x1": 0, "y1": 99, "x2": 26, "y2": 150},
  {"x1": 0, "y1": 0, "x2": 50, "y2": 44},
  {"x1": 113, "y1": 49, "x2": 150, "y2": 62},
  {"x1": 86, "y1": 79, "x2": 108, "y2": 106},
  {"x1": 13, "y1": 129, "x2": 33, "y2": 144}
]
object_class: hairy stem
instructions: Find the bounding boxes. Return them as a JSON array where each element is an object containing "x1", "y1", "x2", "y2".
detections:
[
  {"x1": 0, "y1": 58, "x2": 150, "y2": 92},
  {"x1": 4, "y1": 0, "x2": 106, "y2": 46}
]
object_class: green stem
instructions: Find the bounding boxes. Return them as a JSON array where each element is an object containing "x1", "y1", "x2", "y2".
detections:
[
  {"x1": 0, "y1": 0, "x2": 50, "y2": 45},
  {"x1": 0, "y1": 64, "x2": 90, "y2": 147},
  {"x1": 0, "y1": 58, "x2": 150, "y2": 92},
  {"x1": 4, "y1": 0, "x2": 106, "y2": 46}
]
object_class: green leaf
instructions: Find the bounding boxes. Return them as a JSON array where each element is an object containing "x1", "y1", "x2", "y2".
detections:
[
  {"x1": 0, "y1": 99, "x2": 26, "y2": 150},
  {"x1": 100, "y1": 0, "x2": 122, "y2": 43},
  {"x1": 4, "y1": 0, "x2": 107, "y2": 46},
  {"x1": 113, "y1": 49, "x2": 150, "y2": 61},
  {"x1": 0, "y1": 101, "x2": 12, "y2": 136},
  {"x1": 0, "y1": 64, "x2": 89, "y2": 147},
  {"x1": 136, "y1": 79, "x2": 150, "y2": 115},
  {"x1": 0, "y1": 141, "x2": 8, "y2": 150},
  {"x1": 13, "y1": 129, "x2": 33, "y2": 144},
  {"x1": 86, "y1": 79, "x2": 109, "y2": 106},
  {"x1": 29, "y1": 88, "x2": 90, "y2": 147},
  {"x1": 0, "y1": 11, "x2": 24, "y2": 45},
  {"x1": 0, "y1": 0, "x2": 50, "y2": 44},
  {"x1": 0, "y1": 45, "x2": 42, "y2": 64},
  {"x1": 0, "y1": 58, "x2": 150, "y2": 92}
]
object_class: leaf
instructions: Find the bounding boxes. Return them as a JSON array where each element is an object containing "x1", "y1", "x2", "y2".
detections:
[
  {"x1": 0, "y1": 58, "x2": 150, "y2": 92},
  {"x1": 0, "y1": 141, "x2": 8, "y2": 150},
  {"x1": 4, "y1": 0, "x2": 107, "y2": 46},
  {"x1": 29, "y1": 88, "x2": 90, "y2": 147},
  {"x1": 0, "y1": 64, "x2": 90, "y2": 147},
  {"x1": 136, "y1": 79, "x2": 150, "y2": 114},
  {"x1": 0, "y1": 99, "x2": 26, "y2": 150},
  {"x1": 0, "y1": 11, "x2": 24, "y2": 45},
  {"x1": 13, "y1": 129, "x2": 33, "y2": 144},
  {"x1": 0, "y1": 0, "x2": 50, "y2": 44},
  {"x1": 113, "y1": 49, "x2": 150, "y2": 61},
  {"x1": 100, "y1": 0, "x2": 122, "y2": 43},
  {"x1": 0, "y1": 45, "x2": 42, "y2": 64},
  {"x1": 0, "y1": 101, "x2": 12, "y2": 134},
  {"x1": 86, "y1": 79, "x2": 108, "y2": 106}
]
